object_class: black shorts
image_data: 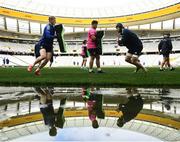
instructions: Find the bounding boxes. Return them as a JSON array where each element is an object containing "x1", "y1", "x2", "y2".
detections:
[
  {"x1": 162, "y1": 53, "x2": 170, "y2": 58},
  {"x1": 82, "y1": 55, "x2": 88, "y2": 59},
  {"x1": 128, "y1": 47, "x2": 143, "y2": 56},
  {"x1": 88, "y1": 48, "x2": 100, "y2": 56},
  {"x1": 40, "y1": 45, "x2": 53, "y2": 53}
]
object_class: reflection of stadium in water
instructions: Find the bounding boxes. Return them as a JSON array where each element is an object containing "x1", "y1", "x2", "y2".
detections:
[{"x1": 0, "y1": 87, "x2": 180, "y2": 141}]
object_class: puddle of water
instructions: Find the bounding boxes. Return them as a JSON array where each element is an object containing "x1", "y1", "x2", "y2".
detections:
[{"x1": 0, "y1": 86, "x2": 179, "y2": 141}]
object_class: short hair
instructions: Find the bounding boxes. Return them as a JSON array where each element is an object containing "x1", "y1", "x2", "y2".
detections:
[
  {"x1": 116, "y1": 23, "x2": 124, "y2": 29},
  {"x1": 166, "y1": 33, "x2": 171, "y2": 37},
  {"x1": 163, "y1": 33, "x2": 170, "y2": 37},
  {"x1": 49, "y1": 16, "x2": 56, "y2": 21},
  {"x1": 91, "y1": 20, "x2": 98, "y2": 25},
  {"x1": 83, "y1": 40, "x2": 87, "y2": 44},
  {"x1": 92, "y1": 120, "x2": 99, "y2": 129},
  {"x1": 117, "y1": 117, "x2": 124, "y2": 127}
]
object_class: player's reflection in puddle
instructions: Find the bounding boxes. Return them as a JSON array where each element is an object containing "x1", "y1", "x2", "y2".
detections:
[
  {"x1": 34, "y1": 87, "x2": 66, "y2": 137},
  {"x1": 81, "y1": 87, "x2": 105, "y2": 129},
  {"x1": 81, "y1": 87, "x2": 144, "y2": 129},
  {"x1": 34, "y1": 87, "x2": 144, "y2": 136},
  {"x1": 116, "y1": 88, "x2": 144, "y2": 127}
]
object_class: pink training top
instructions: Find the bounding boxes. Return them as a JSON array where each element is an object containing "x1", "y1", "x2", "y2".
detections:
[
  {"x1": 81, "y1": 45, "x2": 86, "y2": 56},
  {"x1": 87, "y1": 100, "x2": 96, "y2": 121},
  {"x1": 87, "y1": 28, "x2": 97, "y2": 49}
]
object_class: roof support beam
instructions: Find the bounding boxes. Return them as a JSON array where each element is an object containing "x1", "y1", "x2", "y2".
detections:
[
  {"x1": 3, "y1": 17, "x2": 7, "y2": 30},
  {"x1": 17, "y1": 19, "x2": 19, "y2": 32}
]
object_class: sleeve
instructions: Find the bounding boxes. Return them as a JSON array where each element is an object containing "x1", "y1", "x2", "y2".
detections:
[
  {"x1": 158, "y1": 40, "x2": 163, "y2": 51},
  {"x1": 44, "y1": 25, "x2": 55, "y2": 39},
  {"x1": 168, "y1": 39, "x2": 173, "y2": 51},
  {"x1": 118, "y1": 31, "x2": 128, "y2": 46}
]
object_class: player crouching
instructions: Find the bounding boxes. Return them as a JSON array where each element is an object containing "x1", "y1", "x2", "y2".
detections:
[
  {"x1": 27, "y1": 16, "x2": 56, "y2": 75},
  {"x1": 116, "y1": 23, "x2": 147, "y2": 73}
]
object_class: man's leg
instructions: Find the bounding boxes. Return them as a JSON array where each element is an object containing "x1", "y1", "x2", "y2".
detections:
[
  {"x1": 131, "y1": 56, "x2": 147, "y2": 72},
  {"x1": 160, "y1": 57, "x2": 167, "y2": 71},
  {"x1": 166, "y1": 57, "x2": 174, "y2": 71},
  {"x1": 95, "y1": 54, "x2": 103, "y2": 73},
  {"x1": 96, "y1": 55, "x2": 100, "y2": 68},
  {"x1": 89, "y1": 56, "x2": 95, "y2": 73},
  {"x1": 81, "y1": 59, "x2": 84, "y2": 68},
  {"x1": 35, "y1": 52, "x2": 52, "y2": 75},
  {"x1": 84, "y1": 59, "x2": 87, "y2": 67},
  {"x1": 81, "y1": 58, "x2": 86, "y2": 68},
  {"x1": 33, "y1": 49, "x2": 46, "y2": 67},
  {"x1": 125, "y1": 53, "x2": 133, "y2": 64},
  {"x1": 28, "y1": 49, "x2": 46, "y2": 72}
]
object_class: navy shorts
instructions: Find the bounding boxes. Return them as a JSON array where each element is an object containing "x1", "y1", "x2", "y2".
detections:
[
  {"x1": 128, "y1": 46, "x2": 143, "y2": 56},
  {"x1": 88, "y1": 48, "x2": 100, "y2": 56},
  {"x1": 162, "y1": 53, "x2": 170, "y2": 58},
  {"x1": 82, "y1": 55, "x2": 88, "y2": 59},
  {"x1": 40, "y1": 45, "x2": 53, "y2": 53}
]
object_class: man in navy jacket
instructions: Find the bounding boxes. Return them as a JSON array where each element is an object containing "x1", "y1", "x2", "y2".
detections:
[
  {"x1": 158, "y1": 33, "x2": 174, "y2": 71},
  {"x1": 116, "y1": 23, "x2": 147, "y2": 72}
]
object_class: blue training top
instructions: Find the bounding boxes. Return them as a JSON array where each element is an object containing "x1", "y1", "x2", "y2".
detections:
[{"x1": 39, "y1": 23, "x2": 55, "y2": 47}]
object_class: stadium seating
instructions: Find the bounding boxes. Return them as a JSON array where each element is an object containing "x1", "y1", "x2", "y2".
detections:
[{"x1": 0, "y1": 36, "x2": 180, "y2": 67}]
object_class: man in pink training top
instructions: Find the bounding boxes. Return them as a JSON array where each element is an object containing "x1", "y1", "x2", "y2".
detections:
[
  {"x1": 87, "y1": 20, "x2": 103, "y2": 73},
  {"x1": 81, "y1": 88, "x2": 99, "y2": 129}
]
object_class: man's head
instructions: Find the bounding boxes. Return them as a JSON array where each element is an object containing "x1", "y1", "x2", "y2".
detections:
[
  {"x1": 49, "y1": 16, "x2": 56, "y2": 25},
  {"x1": 116, "y1": 23, "x2": 124, "y2": 34},
  {"x1": 49, "y1": 126, "x2": 57, "y2": 136},
  {"x1": 92, "y1": 120, "x2": 99, "y2": 129},
  {"x1": 117, "y1": 117, "x2": 125, "y2": 127},
  {"x1": 91, "y1": 20, "x2": 98, "y2": 29},
  {"x1": 163, "y1": 33, "x2": 170, "y2": 38}
]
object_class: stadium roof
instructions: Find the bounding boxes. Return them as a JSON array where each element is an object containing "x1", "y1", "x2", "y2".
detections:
[
  {"x1": 0, "y1": 0, "x2": 179, "y2": 18},
  {"x1": 0, "y1": 0, "x2": 179, "y2": 27}
]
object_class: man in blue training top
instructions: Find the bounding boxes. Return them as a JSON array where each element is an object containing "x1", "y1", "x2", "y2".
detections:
[
  {"x1": 28, "y1": 16, "x2": 56, "y2": 75},
  {"x1": 116, "y1": 23, "x2": 147, "y2": 72}
]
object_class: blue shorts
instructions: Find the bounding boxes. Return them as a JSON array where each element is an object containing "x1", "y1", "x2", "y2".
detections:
[
  {"x1": 128, "y1": 46, "x2": 143, "y2": 56},
  {"x1": 41, "y1": 45, "x2": 53, "y2": 53}
]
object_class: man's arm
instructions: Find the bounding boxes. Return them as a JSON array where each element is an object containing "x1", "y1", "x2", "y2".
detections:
[
  {"x1": 158, "y1": 40, "x2": 163, "y2": 52},
  {"x1": 89, "y1": 30, "x2": 96, "y2": 41},
  {"x1": 44, "y1": 25, "x2": 55, "y2": 39},
  {"x1": 117, "y1": 29, "x2": 129, "y2": 46},
  {"x1": 168, "y1": 39, "x2": 173, "y2": 51}
]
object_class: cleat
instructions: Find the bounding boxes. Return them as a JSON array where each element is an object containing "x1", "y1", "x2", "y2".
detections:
[
  {"x1": 170, "y1": 67, "x2": 175, "y2": 71},
  {"x1": 134, "y1": 67, "x2": 140, "y2": 73},
  {"x1": 27, "y1": 65, "x2": 33, "y2": 72},
  {"x1": 97, "y1": 70, "x2": 105, "y2": 73},
  {"x1": 35, "y1": 69, "x2": 41, "y2": 76},
  {"x1": 89, "y1": 70, "x2": 95, "y2": 73}
]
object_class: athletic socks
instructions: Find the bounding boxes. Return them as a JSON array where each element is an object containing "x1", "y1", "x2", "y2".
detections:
[
  {"x1": 159, "y1": 68, "x2": 164, "y2": 71},
  {"x1": 89, "y1": 68, "x2": 104, "y2": 73},
  {"x1": 89, "y1": 69, "x2": 93, "y2": 73},
  {"x1": 159, "y1": 67, "x2": 175, "y2": 71},
  {"x1": 97, "y1": 68, "x2": 102, "y2": 71}
]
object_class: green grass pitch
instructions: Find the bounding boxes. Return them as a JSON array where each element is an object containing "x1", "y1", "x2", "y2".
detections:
[{"x1": 0, "y1": 67, "x2": 180, "y2": 87}]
